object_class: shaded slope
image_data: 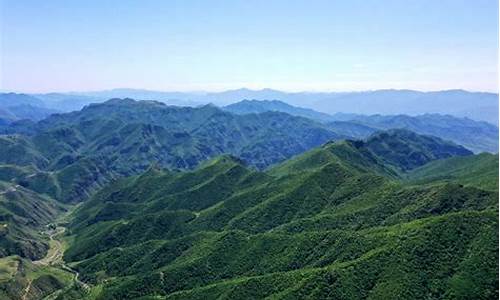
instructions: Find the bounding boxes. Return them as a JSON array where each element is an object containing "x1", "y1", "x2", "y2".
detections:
[
  {"x1": 0, "y1": 182, "x2": 64, "y2": 260},
  {"x1": 364, "y1": 129, "x2": 472, "y2": 171}
]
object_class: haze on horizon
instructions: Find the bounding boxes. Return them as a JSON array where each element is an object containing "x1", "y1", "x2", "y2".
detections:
[{"x1": 1, "y1": 0, "x2": 498, "y2": 93}]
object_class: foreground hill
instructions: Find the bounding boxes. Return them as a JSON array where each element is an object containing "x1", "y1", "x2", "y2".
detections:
[
  {"x1": 59, "y1": 133, "x2": 493, "y2": 300},
  {"x1": 405, "y1": 153, "x2": 499, "y2": 191}
]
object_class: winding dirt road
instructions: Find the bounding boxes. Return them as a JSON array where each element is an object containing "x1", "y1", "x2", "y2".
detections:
[{"x1": 32, "y1": 225, "x2": 90, "y2": 296}]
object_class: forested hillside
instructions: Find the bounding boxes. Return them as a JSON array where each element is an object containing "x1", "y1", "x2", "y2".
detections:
[
  {"x1": 0, "y1": 99, "x2": 349, "y2": 203},
  {"x1": 0, "y1": 99, "x2": 496, "y2": 300},
  {"x1": 57, "y1": 135, "x2": 496, "y2": 299}
]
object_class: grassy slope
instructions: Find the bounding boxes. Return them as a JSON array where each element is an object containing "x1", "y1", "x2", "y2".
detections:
[{"x1": 405, "y1": 153, "x2": 499, "y2": 191}]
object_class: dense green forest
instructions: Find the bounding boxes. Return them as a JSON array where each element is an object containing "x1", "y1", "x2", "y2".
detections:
[
  {"x1": 0, "y1": 99, "x2": 497, "y2": 299},
  {"x1": 55, "y1": 135, "x2": 496, "y2": 299}
]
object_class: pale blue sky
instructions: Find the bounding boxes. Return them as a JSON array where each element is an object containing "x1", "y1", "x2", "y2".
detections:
[{"x1": 1, "y1": 0, "x2": 498, "y2": 93}]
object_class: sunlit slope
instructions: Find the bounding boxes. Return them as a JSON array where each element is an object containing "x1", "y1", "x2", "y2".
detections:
[
  {"x1": 62, "y1": 135, "x2": 496, "y2": 299},
  {"x1": 406, "y1": 153, "x2": 499, "y2": 191}
]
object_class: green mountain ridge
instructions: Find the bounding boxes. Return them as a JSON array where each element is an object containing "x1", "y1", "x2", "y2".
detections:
[
  {"x1": 221, "y1": 99, "x2": 498, "y2": 153},
  {"x1": 335, "y1": 113, "x2": 499, "y2": 153},
  {"x1": 56, "y1": 135, "x2": 495, "y2": 299},
  {"x1": 1, "y1": 99, "x2": 349, "y2": 203},
  {"x1": 0, "y1": 98, "x2": 496, "y2": 300},
  {"x1": 0, "y1": 181, "x2": 65, "y2": 260}
]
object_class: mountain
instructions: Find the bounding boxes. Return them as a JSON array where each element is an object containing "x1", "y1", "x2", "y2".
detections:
[
  {"x1": 406, "y1": 153, "x2": 499, "y2": 191},
  {"x1": 0, "y1": 104, "x2": 495, "y2": 299},
  {"x1": 0, "y1": 93, "x2": 45, "y2": 108},
  {"x1": 332, "y1": 113, "x2": 499, "y2": 153},
  {"x1": 0, "y1": 99, "x2": 349, "y2": 203},
  {"x1": 70, "y1": 89, "x2": 202, "y2": 107},
  {"x1": 34, "y1": 93, "x2": 107, "y2": 112},
  {"x1": 206, "y1": 89, "x2": 499, "y2": 125},
  {"x1": 224, "y1": 99, "x2": 499, "y2": 153},
  {"x1": 39, "y1": 88, "x2": 498, "y2": 124},
  {"x1": 223, "y1": 99, "x2": 335, "y2": 122},
  {"x1": 362, "y1": 129, "x2": 472, "y2": 171},
  {"x1": 60, "y1": 137, "x2": 496, "y2": 299},
  {"x1": 309, "y1": 89, "x2": 499, "y2": 125},
  {"x1": 0, "y1": 93, "x2": 59, "y2": 122},
  {"x1": 0, "y1": 95, "x2": 495, "y2": 299},
  {"x1": 0, "y1": 99, "x2": 475, "y2": 204},
  {"x1": 0, "y1": 180, "x2": 64, "y2": 260}
]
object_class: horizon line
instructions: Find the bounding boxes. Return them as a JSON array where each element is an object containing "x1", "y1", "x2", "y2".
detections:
[{"x1": 2, "y1": 87, "x2": 498, "y2": 95}]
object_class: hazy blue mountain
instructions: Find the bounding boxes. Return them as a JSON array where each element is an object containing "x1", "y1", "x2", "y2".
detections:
[
  {"x1": 34, "y1": 93, "x2": 107, "y2": 112},
  {"x1": 0, "y1": 93, "x2": 45, "y2": 107},
  {"x1": 223, "y1": 99, "x2": 498, "y2": 153},
  {"x1": 6, "y1": 105, "x2": 59, "y2": 121},
  {"x1": 310, "y1": 89, "x2": 498, "y2": 125},
  {"x1": 223, "y1": 99, "x2": 335, "y2": 122},
  {"x1": 70, "y1": 88, "x2": 202, "y2": 107},
  {"x1": 166, "y1": 88, "x2": 499, "y2": 125},
  {"x1": 218, "y1": 89, "x2": 498, "y2": 125},
  {"x1": 6, "y1": 88, "x2": 494, "y2": 125},
  {"x1": 0, "y1": 93, "x2": 59, "y2": 121},
  {"x1": 333, "y1": 113, "x2": 499, "y2": 153}
]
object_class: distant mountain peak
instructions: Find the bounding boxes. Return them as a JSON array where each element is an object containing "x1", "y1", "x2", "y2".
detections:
[{"x1": 223, "y1": 99, "x2": 334, "y2": 123}]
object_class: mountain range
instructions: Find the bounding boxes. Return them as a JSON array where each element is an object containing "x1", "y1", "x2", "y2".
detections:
[
  {"x1": 0, "y1": 95, "x2": 497, "y2": 300},
  {"x1": 0, "y1": 93, "x2": 59, "y2": 122},
  {"x1": 2, "y1": 88, "x2": 498, "y2": 124},
  {"x1": 0, "y1": 99, "x2": 349, "y2": 203},
  {"x1": 225, "y1": 99, "x2": 498, "y2": 153},
  {"x1": 58, "y1": 133, "x2": 497, "y2": 299}
]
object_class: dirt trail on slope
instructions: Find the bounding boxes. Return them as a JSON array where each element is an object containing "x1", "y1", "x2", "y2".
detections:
[{"x1": 21, "y1": 279, "x2": 32, "y2": 300}]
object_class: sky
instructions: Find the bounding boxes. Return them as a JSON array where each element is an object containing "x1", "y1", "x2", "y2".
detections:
[{"x1": 0, "y1": 0, "x2": 498, "y2": 93}]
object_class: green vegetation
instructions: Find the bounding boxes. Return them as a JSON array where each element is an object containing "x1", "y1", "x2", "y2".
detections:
[
  {"x1": 0, "y1": 256, "x2": 73, "y2": 300},
  {"x1": 0, "y1": 181, "x2": 65, "y2": 260},
  {"x1": 223, "y1": 99, "x2": 499, "y2": 153},
  {"x1": 59, "y1": 138, "x2": 497, "y2": 299},
  {"x1": 0, "y1": 99, "x2": 496, "y2": 299},
  {"x1": 406, "y1": 153, "x2": 499, "y2": 191},
  {"x1": 328, "y1": 113, "x2": 499, "y2": 153},
  {"x1": 0, "y1": 99, "x2": 349, "y2": 203}
]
